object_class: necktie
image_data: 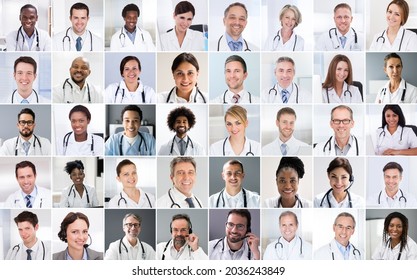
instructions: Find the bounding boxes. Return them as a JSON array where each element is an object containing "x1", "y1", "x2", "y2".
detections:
[
  {"x1": 232, "y1": 94, "x2": 240, "y2": 103},
  {"x1": 281, "y1": 89, "x2": 289, "y2": 103},
  {"x1": 185, "y1": 197, "x2": 195, "y2": 208},
  {"x1": 340, "y1": 36, "x2": 347, "y2": 48},
  {"x1": 25, "y1": 195, "x2": 32, "y2": 208},
  {"x1": 76, "y1": 37, "x2": 82, "y2": 51},
  {"x1": 23, "y1": 141, "x2": 30, "y2": 155},
  {"x1": 231, "y1": 41, "x2": 242, "y2": 51},
  {"x1": 281, "y1": 143, "x2": 288, "y2": 155},
  {"x1": 179, "y1": 139, "x2": 186, "y2": 155},
  {"x1": 21, "y1": 99, "x2": 29, "y2": 104},
  {"x1": 27, "y1": 249, "x2": 32, "y2": 260}
]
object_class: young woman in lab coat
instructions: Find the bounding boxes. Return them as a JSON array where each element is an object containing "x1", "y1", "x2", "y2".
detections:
[{"x1": 372, "y1": 212, "x2": 417, "y2": 260}]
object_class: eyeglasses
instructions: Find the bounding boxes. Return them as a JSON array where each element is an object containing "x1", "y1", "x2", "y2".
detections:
[
  {"x1": 124, "y1": 223, "x2": 140, "y2": 229},
  {"x1": 331, "y1": 119, "x2": 351, "y2": 125},
  {"x1": 226, "y1": 222, "x2": 246, "y2": 231},
  {"x1": 335, "y1": 224, "x2": 354, "y2": 231},
  {"x1": 18, "y1": 120, "x2": 34, "y2": 126}
]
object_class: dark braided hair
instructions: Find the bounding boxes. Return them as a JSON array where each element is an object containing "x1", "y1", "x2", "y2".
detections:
[{"x1": 275, "y1": 157, "x2": 305, "y2": 178}]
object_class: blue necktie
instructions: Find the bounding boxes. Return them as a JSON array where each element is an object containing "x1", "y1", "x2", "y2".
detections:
[
  {"x1": 231, "y1": 41, "x2": 242, "y2": 51},
  {"x1": 21, "y1": 99, "x2": 29, "y2": 103},
  {"x1": 76, "y1": 37, "x2": 82, "y2": 51},
  {"x1": 281, "y1": 89, "x2": 289, "y2": 103},
  {"x1": 281, "y1": 143, "x2": 288, "y2": 155},
  {"x1": 25, "y1": 195, "x2": 32, "y2": 208},
  {"x1": 27, "y1": 249, "x2": 32, "y2": 260},
  {"x1": 23, "y1": 141, "x2": 30, "y2": 155},
  {"x1": 185, "y1": 197, "x2": 195, "y2": 208},
  {"x1": 340, "y1": 36, "x2": 347, "y2": 48},
  {"x1": 179, "y1": 139, "x2": 186, "y2": 156}
]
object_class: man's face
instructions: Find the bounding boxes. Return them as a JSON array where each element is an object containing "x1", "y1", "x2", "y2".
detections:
[
  {"x1": 226, "y1": 213, "x2": 248, "y2": 243},
  {"x1": 20, "y1": 7, "x2": 38, "y2": 34},
  {"x1": 171, "y1": 162, "x2": 195, "y2": 196},
  {"x1": 123, "y1": 216, "x2": 141, "y2": 239},
  {"x1": 330, "y1": 108, "x2": 354, "y2": 139},
  {"x1": 279, "y1": 214, "x2": 298, "y2": 242},
  {"x1": 124, "y1": 11, "x2": 138, "y2": 33},
  {"x1": 223, "y1": 5, "x2": 247, "y2": 39},
  {"x1": 173, "y1": 116, "x2": 189, "y2": 136},
  {"x1": 384, "y1": 168, "x2": 402, "y2": 194},
  {"x1": 333, "y1": 7, "x2": 352, "y2": 35},
  {"x1": 122, "y1": 110, "x2": 141, "y2": 138},
  {"x1": 17, "y1": 113, "x2": 35, "y2": 138},
  {"x1": 70, "y1": 57, "x2": 91, "y2": 84},
  {"x1": 333, "y1": 216, "x2": 355, "y2": 247},
  {"x1": 277, "y1": 113, "x2": 295, "y2": 140},
  {"x1": 225, "y1": 61, "x2": 247, "y2": 91},
  {"x1": 17, "y1": 221, "x2": 38, "y2": 246},
  {"x1": 275, "y1": 61, "x2": 295, "y2": 89},
  {"x1": 171, "y1": 219, "x2": 189, "y2": 248},
  {"x1": 14, "y1": 62, "x2": 37, "y2": 92},
  {"x1": 70, "y1": 9, "x2": 89, "y2": 35},
  {"x1": 16, "y1": 166, "x2": 36, "y2": 195},
  {"x1": 222, "y1": 163, "x2": 244, "y2": 191}
]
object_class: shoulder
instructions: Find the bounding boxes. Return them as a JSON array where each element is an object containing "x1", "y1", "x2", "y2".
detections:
[
  {"x1": 53, "y1": 250, "x2": 66, "y2": 260},
  {"x1": 87, "y1": 248, "x2": 103, "y2": 260},
  {"x1": 209, "y1": 238, "x2": 222, "y2": 248}
]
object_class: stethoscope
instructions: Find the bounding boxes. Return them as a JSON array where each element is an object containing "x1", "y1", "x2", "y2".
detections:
[
  {"x1": 165, "y1": 86, "x2": 206, "y2": 103},
  {"x1": 63, "y1": 78, "x2": 91, "y2": 103},
  {"x1": 378, "y1": 189, "x2": 407, "y2": 206},
  {"x1": 169, "y1": 136, "x2": 194, "y2": 155},
  {"x1": 330, "y1": 242, "x2": 361, "y2": 260},
  {"x1": 63, "y1": 132, "x2": 95, "y2": 155},
  {"x1": 377, "y1": 126, "x2": 405, "y2": 150},
  {"x1": 14, "y1": 135, "x2": 42, "y2": 156},
  {"x1": 217, "y1": 35, "x2": 251, "y2": 51},
  {"x1": 14, "y1": 189, "x2": 43, "y2": 208},
  {"x1": 222, "y1": 137, "x2": 254, "y2": 156},
  {"x1": 117, "y1": 191, "x2": 153, "y2": 208},
  {"x1": 325, "y1": 85, "x2": 352, "y2": 103},
  {"x1": 65, "y1": 184, "x2": 90, "y2": 207},
  {"x1": 384, "y1": 238, "x2": 403, "y2": 260},
  {"x1": 118, "y1": 132, "x2": 148, "y2": 155},
  {"x1": 11, "y1": 241, "x2": 46, "y2": 260},
  {"x1": 118, "y1": 238, "x2": 146, "y2": 259},
  {"x1": 216, "y1": 188, "x2": 247, "y2": 207},
  {"x1": 114, "y1": 81, "x2": 145, "y2": 103},
  {"x1": 276, "y1": 195, "x2": 303, "y2": 208},
  {"x1": 376, "y1": 28, "x2": 405, "y2": 51},
  {"x1": 272, "y1": 30, "x2": 297, "y2": 51},
  {"x1": 322, "y1": 135, "x2": 359, "y2": 156},
  {"x1": 212, "y1": 237, "x2": 251, "y2": 259},
  {"x1": 319, "y1": 187, "x2": 353, "y2": 208},
  {"x1": 15, "y1": 26, "x2": 40, "y2": 51},
  {"x1": 167, "y1": 188, "x2": 202, "y2": 208},
  {"x1": 222, "y1": 90, "x2": 252, "y2": 103},
  {"x1": 378, "y1": 82, "x2": 407, "y2": 103},
  {"x1": 62, "y1": 27, "x2": 93, "y2": 51},
  {"x1": 274, "y1": 236, "x2": 303, "y2": 259},
  {"x1": 119, "y1": 27, "x2": 145, "y2": 47},
  {"x1": 328, "y1": 27, "x2": 358, "y2": 49},
  {"x1": 161, "y1": 239, "x2": 192, "y2": 260},
  {"x1": 11, "y1": 89, "x2": 39, "y2": 103},
  {"x1": 268, "y1": 83, "x2": 299, "y2": 103}
]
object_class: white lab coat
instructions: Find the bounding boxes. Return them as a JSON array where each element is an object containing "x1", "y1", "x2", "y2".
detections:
[
  {"x1": 108, "y1": 188, "x2": 155, "y2": 208},
  {"x1": 313, "y1": 191, "x2": 365, "y2": 208},
  {"x1": 59, "y1": 184, "x2": 99, "y2": 208},
  {"x1": 4, "y1": 90, "x2": 50, "y2": 104},
  {"x1": 5, "y1": 239, "x2": 51, "y2": 260},
  {"x1": 209, "y1": 188, "x2": 260, "y2": 208},
  {"x1": 209, "y1": 237, "x2": 255, "y2": 260},
  {"x1": 314, "y1": 135, "x2": 361, "y2": 156},
  {"x1": 157, "y1": 187, "x2": 203, "y2": 208},
  {"x1": 158, "y1": 136, "x2": 205, "y2": 156},
  {"x1": 263, "y1": 196, "x2": 312, "y2": 208},
  {"x1": 105, "y1": 237, "x2": 155, "y2": 260},
  {"x1": 105, "y1": 81, "x2": 156, "y2": 104},
  {"x1": 314, "y1": 239, "x2": 363, "y2": 260},
  {"x1": 105, "y1": 131, "x2": 156, "y2": 156},
  {"x1": 211, "y1": 89, "x2": 260, "y2": 104},
  {"x1": 6, "y1": 27, "x2": 51, "y2": 51},
  {"x1": 159, "y1": 28, "x2": 204, "y2": 51},
  {"x1": 4, "y1": 186, "x2": 51, "y2": 208},
  {"x1": 375, "y1": 125, "x2": 417, "y2": 155},
  {"x1": 110, "y1": 26, "x2": 155, "y2": 52},
  {"x1": 262, "y1": 136, "x2": 311, "y2": 156},
  {"x1": 367, "y1": 188, "x2": 417, "y2": 208},
  {"x1": 263, "y1": 236, "x2": 312, "y2": 260},
  {"x1": 0, "y1": 135, "x2": 51, "y2": 156},
  {"x1": 315, "y1": 27, "x2": 363, "y2": 51},
  {"x1": 372, "y1": 236, "x2": 417, "y2": 260},
  {"x1": 158, "y1": 87, "x2": 207, "y2": 103},
  {"x1": 53, "y1": 28, "x2": 103, "y2": 51},
  {"x1": 369, "y1": 26, "x2": 417, "y2": 51},
  {"x1": 212, "y1": 34, "x2": 259, "y2": 51},
  {"x1": 375, "y1": 79, "x2": 417, "y2": 103},
  {"x1": 262, "y1": 83, "x2": 312, "y2": 103},
  {"x1": 322, "y1": 83, "x2": 362, "y2": 103},
  {"x1": 210, "y1": 137, "x2": 261, "y2": 156},
  {"x1": 56, "y1": 132, "x2": 104, "y2": 156},
  {"x1": 53, "y1": 79, "x2": 103, "y2": 103},
  {"x1": 263, "y1": 29, "x2": 304, "y2": 51},
  {"x1": 156, "y1": 240, "x2": 208, "y2": 260}
]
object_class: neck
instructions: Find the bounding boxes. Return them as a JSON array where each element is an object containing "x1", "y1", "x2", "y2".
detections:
[
  {"x1": 72, "y1": 78, "x2": 86, "y2": 89},
  {"x1": 335, "y1": 135, "x2": 350, "y2": 149},
  {"x1": 176, "y1": 88, "x2": 192, "y2": 101},
  {"x1": 387, "y1": 26, "x2": 400, "y2": 35},
  {"x1": 74, "y1": 184, "x2": 84, "y2": 194},
  {"x1": 229, "y1": 87, "x2": 243, "y2": 95},
  {"x1": 68, "y1": 247, "x2": 84, "y2": 260},
  {"x1": 124, "y1": 186, "x2": 138, "y2": 196},
  {"x1": 390, "y1": 238, "x2": 401, "y2": 248},
  {"x1": 73, "y1": 28, "x2": 85, "y2": 36},
  {"x1": 337, "y1": 27, "x2": 349, "y2": 36},
  {"x1": 283, "y1": 236, "x2": 295, "y2": 243},
  {"x1": 227, "y1": 239, "x2": 243, "y2": 251},
  {"x1": 127, "y1": 236, "x2": 138, "y2": 246},
  {"x1": 23, "y1": 27, "x2": 35, "y2": 37},
  {"x1": 124, "y1": 25, "x2": 136, "y2": 33},
  {"x1": 279, "y1": 134, "x2": 291, "y2": 143},
  {"x1": 225, "y1": 186, "x2": 241, "y2": 196},
  {"x1": 20, "y1": 134, "x2": 32, "y2": 142},
  {"x1": 280, "y1": 196, "x2": 296, "y2": 207},
  {"x1": 175, "y1": 186, "x2": 192, "y2": 198},
  {"x1": 74, "y1": 133, "x2": 88, "y2": 142},
  {"x1": 24, "y1": 237, "x2": 37, "y2": 249},
  {"x1": 334, "y1": 82, "x2": 344, "y2": 96},
  {"x1": 387, "y1": 125, "x2": 398, "y2": 135},
  {"x1": 176, "y1": 133, "x2": 187, "y2": 139},
  {"x1": 389, "y1": 80, "x2": 401, "y2": 92},
  {"x1": 173, "y1": 241, "x2": 185, "y2": 252},
  {"x1": 18, "y1": 89, "x2": 32, "y2": 99},
  {"x1": 332, "y1": 191, "x2": 347, "y2": 203},
  {"x1": 385, "y1": 188, "x2": 399, "y2": 198},
  {"x1": 126, "y1": 81, "x2": 139, "y2": 92},
  {"x1": 175, "y1": 26, "x2": 186, "y2": 36}
]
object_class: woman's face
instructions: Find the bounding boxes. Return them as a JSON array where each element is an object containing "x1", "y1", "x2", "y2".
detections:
[
  {"x1": 384, "y1": 109, "x2": 399, "y2": 129},
  {"x1": 225, "y1": 114, "x2": 247, "y2": 139},
  {"x1": 335, "y1": 61, "x2": 349, "y2": 83},
  {"x1": 66, "y1": 218, "x2": 88, "y2": 251},
  {"x1": 276, "y1": 168, "x2": 299, "y2": 200},
  {"x1": 122, "y1": 59, "x2": 141, "y2": 84},
  {"x1": 328, "y1": 167, "x2": 350, "y2": 195},
  {"x1": 280, "y1": 9, "x2": 296, "y2": 31},
  {"x1": 173, "y1": 62, "x2": 199, "y2": 95},
  {"x1": 386, "y1": 4, "x2": 403, "y2": 29},
  {"x1": 384, "y1": 57, "x2": 402, "y2": 82},
  {"x1": 388, "y1": 217, "x2": 403, "y2": 241},
  {"x1": 117, "y1": 163, "x2": 138, "y2": 189},
  {"x1": 70, "y1": 111, "x2": 90, "y2": 136},
  {"x1": 174, "y1": 11, "x2": 193, "y2": 33},
  {"x1": 70, "y1": 168, "x2": 85, "y2": 186}
]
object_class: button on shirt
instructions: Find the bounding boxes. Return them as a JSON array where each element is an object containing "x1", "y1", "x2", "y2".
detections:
[
  {"x1": 334, "y1": 135, "x2": 353, "y2": 155},
  {"x1": 335, "y1": 240, "x2": 351, "y2": 260}
]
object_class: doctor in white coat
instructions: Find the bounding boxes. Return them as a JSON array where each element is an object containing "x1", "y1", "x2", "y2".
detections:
[
  {"x1": 4, "y1": 161, "x2": 52, "y2": 208},
  {"x1": 159, "y1": 1, "x2": 204, "y2": 51},
  {"x1": 6, "y1": 4, "x2": 51, "y2": 51},
  {"x1": 314, "y1": 212, "x2": 363, "y2": 260},
  {"x1": 315, "y1": 3, "x2": 363, "y2": 51},
  {"x1": 53, "y1": 3, "x2": 103, "y2": 51},
  {"x1": 110, "y1": 3, "x2": 155, "y2": 52}
]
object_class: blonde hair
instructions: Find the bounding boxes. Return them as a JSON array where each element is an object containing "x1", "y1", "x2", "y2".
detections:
[
  {"x1": 224, "y1": 105, "x2": 248, "y2": 123},
  {"x1": 279, "y1": 5, "x2": 302, "y2": 27}
]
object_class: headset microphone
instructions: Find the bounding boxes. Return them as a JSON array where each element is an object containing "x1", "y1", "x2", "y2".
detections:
[
  {"x1": 344, "y1": 174, "x2": 354, "y2": 192},
  {"x1": 83, "y1": 234, "x2": 92, "y2": 248}
]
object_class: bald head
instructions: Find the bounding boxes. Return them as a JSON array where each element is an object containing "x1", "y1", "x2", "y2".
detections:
[{"x1": 69, "y1": 56, "x2": 91, "y2": 87}]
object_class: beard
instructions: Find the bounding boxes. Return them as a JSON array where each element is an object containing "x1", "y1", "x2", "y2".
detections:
[
  {"x1": 173, "y1": 235, "x2": 186, "y2": 247},
  {"x1": 20, "y1": 129, "x2": 33, "y2": 138}
]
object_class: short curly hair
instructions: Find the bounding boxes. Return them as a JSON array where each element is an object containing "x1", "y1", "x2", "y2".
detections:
[{"x1": 167, "y1": 106, "x2": 196, "y2": 132}]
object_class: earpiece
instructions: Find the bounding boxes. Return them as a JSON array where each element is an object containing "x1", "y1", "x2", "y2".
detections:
[
  {"x1": 83, "y1": 234, "x2": 92, "y2": 248},
  {"x1": 349, "y1": 174, "x2": 354, "y2": 183}
]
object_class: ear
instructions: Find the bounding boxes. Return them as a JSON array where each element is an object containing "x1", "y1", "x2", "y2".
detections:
[
  {"x1": 116, "y1": 175, "x2": 121, "y2": 183},
  {"x1": 34, "y1": 224, "x2": 39, "y2": 231}
]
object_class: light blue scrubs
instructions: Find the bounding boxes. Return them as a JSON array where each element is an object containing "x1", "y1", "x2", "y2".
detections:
[{"x1": 105, "y1": 131, "x2": 155, "y2": 155}]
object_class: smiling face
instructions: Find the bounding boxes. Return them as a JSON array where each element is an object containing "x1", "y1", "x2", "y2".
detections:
[
  {"x1": 122, "y1": 110, "x2": 141, "y2": 138},
  {"x1": 70, "y1": 111, "x2": 90, "y2": 137},
  {"x1": 276, "y1": 168, "x2": 299, "y2": 201},
  {"x1": 335, "y1": 61, "x2": 349, "y2": 84},
  {"x1": 70, "y1": 57, "x2": 91, "y2": 85},
  {"x1": 66, "y1": 218, "x2": 88, "y2": 251},
  {"x1": 226, "y1": 213, "x2": 247, "y2": 244},
  {"x1": 225, "y1": 114, "x2": 247, "y2": 139},
  {"x1": 384, "y1": 58, "x2": 402, "y2": 83},
  {"x1": 123, "y1": 215, "x2": 141, "y2": 239},
  {"x1": 17, "y1": 221, "x2": 38, "y2": 247},
  {"x1": 16, "y1": 166, "x2": 36, "y2": 195},
  {"x1": 388, "y1": 217, "x2": 403, "y2": 242},
  {"x1": 14, "y1": 62, "x2": 37, "y2": 94},
  {"x1": 70, "y1": 9, "x2": 89, "y2": 35},
  {"x1": 123, "y1": 10, "x2": 138, "y2": 33},
  {"x1": 384, "y1": 109, "x2": 399, "y2": 130},
  {"x1": 223, "y1": 5, "x2": 247, "y2": 40},
  {"x1": 333, "y1": 7, "x2": 352, "y2": 35},
  {"x1": 171, "y1": 161, "x2": 195, "y2": 197},
  {"x1": 333, "y1": 216, "x2": 355, "y2": 247},
  {"x1": 280, "y1": 9, "x2": 296, "y2": 31},
  {"x1": 279, "y1": 214, "x2": 298, "y2": 242},
  {"x1": 20, "y1": 7, "x2": 38, "y2": 35},
  {"x1": 70, "y1": 167, "x2": 85, "y2": 187},
  {"x1": 173, "y1": 116, "x2": 189, "y2": 137},
  {"x1": 384, "y1": 168, "x2": 402, "y2": 194},
  {"x1": 174, "y1": 11, "x2": 193, "y2": 33},
  {"x1": 277, "y1": 113, "x2": 295, "y2": 140},
  {"x1": 171, "y1": 218, "x2": 189, "y2": 249},
  {"x1": 275, "y1": 61, "x2": 295, "y2": 89},
  {"x1": 328, "y1": 167, "x2": 350, "y2": 196},
  {"x1": 117, "y1": 163, "x2": 138, "y2": 189},
  {"x1": 386, "y1": 4, "x2": 403, "y2": 29},
  {"x1": 173, "y1": 62, "x2": 199, "y2": 97},
  {"x1": 330, "y1": 108, "x2": 354, "y2": 139},
  {"x1": 225, "y1": 61, "x2": 247, "y2": 92},
  {"x1": 222, "y1": 163, "x2": 245, "y2": 191},
  {"x1": 122, "y1": 59, "x2": 141, "y2": 85},
  {"x1": 17, "y1": 113, "x2": 35, "y2": 139}
]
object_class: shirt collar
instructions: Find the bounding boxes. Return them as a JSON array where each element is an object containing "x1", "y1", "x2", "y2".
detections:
[{"x1": 66, "y1": 248, "x2": 88, "y2": 260}]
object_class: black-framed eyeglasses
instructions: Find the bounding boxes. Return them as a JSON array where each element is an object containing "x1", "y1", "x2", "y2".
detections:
[
  {"x1": 331, "y1": 119, "x2": 351, "y2": 125},
  {"x1": 226, "y1": 222, "x2": 246, "y2": 231},
  {"x1": 18, "y1": 120, "x2": 35, "y2": 126},
  {"x1": 124, "y1": 223, "x2": 140, "y2": 229}
]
